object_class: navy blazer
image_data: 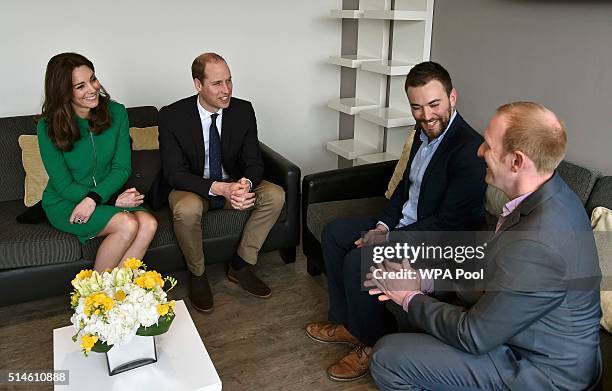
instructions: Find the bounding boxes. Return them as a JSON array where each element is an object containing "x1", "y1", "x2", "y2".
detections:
[
  {"x1": 378, "y1": 113, "x2": 487, "y2": 231},
  {"x1": 157, "y1": 95, "x2": 264, "y2": 200}
]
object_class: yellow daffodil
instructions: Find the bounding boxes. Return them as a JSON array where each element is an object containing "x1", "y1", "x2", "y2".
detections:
[
  {"x1": 114, "y1": 290, "x2": 126, "y2": 301},
  {"x1": 134, "y1": 271, "x2": 164, "y2": 290},
  {"x1": 70, "y1": 291, "x2": 80, "y2": 308},
  {"x1": 123, "y1": 257, "x2": 143, "y2": 270},
  {"x1": 80, "y1": 334, "x2": 98, "y2": 352},
  {"x1": 157, "y1": 303, "x2": 170, "y2": 316},
  {"x1": 83, "y1": 293, "x2": 114, "y2": 316},
  {"x1": 71, "y1": 269, "x2": 93, "y2": 286}
]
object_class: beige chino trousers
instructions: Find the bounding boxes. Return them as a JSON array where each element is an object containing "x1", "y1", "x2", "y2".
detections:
[{"x1": 168, "y1": 180, "x2": 285, "y2": 276}]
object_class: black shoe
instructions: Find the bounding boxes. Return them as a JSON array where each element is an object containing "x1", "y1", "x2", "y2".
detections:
[
  {"x1": 227, "y1": 265, "x2": 271, "y2": 298},
  {"x1": 190, "y1": 273, "x2": 213, "y2": 312}
]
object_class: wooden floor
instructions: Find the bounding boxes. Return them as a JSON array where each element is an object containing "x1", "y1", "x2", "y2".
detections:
[{"x1": 0, "y1": 248, "x2": 378, "y2": 391}]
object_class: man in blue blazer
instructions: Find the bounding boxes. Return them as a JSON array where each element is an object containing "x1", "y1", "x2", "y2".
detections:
[
  {"x1": 368, "y1": 102, "x2": 601, "y2": 390},
  {"x1": 306, "y1": 62, "x2": 487, "y2": 381}
]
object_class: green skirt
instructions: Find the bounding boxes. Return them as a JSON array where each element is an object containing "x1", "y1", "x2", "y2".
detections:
[{"x1": 43, "y1": 200, "x2": 147, "y2": 244}]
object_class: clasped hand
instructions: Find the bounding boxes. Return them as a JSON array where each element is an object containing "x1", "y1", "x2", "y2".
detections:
[
  {"x1": 115, "y1": 187, "x2": 145, "y2": 208},
  {"x1": 364, "y1": 259, "x2": 421, "y2": 306},
  {"x1": 213, "y1": 177, "x2": 255, "y2": 210}
]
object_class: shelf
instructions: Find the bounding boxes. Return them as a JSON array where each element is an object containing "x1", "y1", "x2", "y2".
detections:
[
  {"x1": 355, "y1": 152, "x2": 400, "y2": 165},
  {"x1": 326, "y1": 139, "x2": 378, "y2": 160},
  {"x1": 330, "y1": 9, "x2": 363, "y2": 19},
  {"x1": 362, "y1": 10, "x2": 427, "y2": 20},
  {"x1": 328, "y1": 55, "x2": 381, "y2": 68},
  {"x1": 358, "y1": 107, "x2": 415, "y2": 128},
  {"x1": 360, "y1": 60, "x2": 415, "y2": 76},
  {"x1": 327, "y1": 98, "x2": 380, "y2": 115}
]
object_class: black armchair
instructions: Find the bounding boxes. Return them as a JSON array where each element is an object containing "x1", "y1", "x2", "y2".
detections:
[{"x1": 301, "y1": 161, "x2": 396, "y2": 275}]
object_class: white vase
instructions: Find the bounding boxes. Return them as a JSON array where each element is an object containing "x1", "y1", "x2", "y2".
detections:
[{"x1": 106, "y1": 335, "x2": 157, "y2": 375}]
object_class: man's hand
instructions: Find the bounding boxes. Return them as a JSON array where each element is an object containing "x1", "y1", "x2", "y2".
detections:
[
  {"x1": 211, "y1": 179, "x2": 255, "y2": 210},
  {"x1": 115, "y1": 187, "x2": 145, "y2": 208},
  {"x1": 364, "y1": 259, "x2": 420, "y2": 306},
  {"x1": 355, "y1": 224, "x2": 389, "y2": 248},
  {"x1": 70, "y1": 197, "x2": 97, "y2": 224}
]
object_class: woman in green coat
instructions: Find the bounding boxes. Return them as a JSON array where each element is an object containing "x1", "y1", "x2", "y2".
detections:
[{"x1": 37, "y1": 52, "x2": 158, "y2": 272}]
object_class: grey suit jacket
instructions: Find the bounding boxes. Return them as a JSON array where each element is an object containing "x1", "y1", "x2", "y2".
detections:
[{"x1": 405, "y1": 173, "x2": 601, "y2": 390}]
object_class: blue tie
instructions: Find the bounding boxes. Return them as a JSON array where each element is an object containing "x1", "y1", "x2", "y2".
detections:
[{"x1": 209, "y1": 113, "x2": 224, "y2": 209}]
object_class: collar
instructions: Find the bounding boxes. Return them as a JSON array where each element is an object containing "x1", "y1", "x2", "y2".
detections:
[
  {"x1": 196, "y1": 97, "x2": 223, "y2": 119},
  {"x1": 501, "y1": 191, "x2": 533, "y2": 218}
]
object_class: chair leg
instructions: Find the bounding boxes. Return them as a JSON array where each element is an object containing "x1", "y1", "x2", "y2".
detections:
[
  {"x1": 307, "y1": 257, "x2": 323, "y2": 276},
  {"x1": 279, "y1": 247, "x2": 296, "y2": 264}
]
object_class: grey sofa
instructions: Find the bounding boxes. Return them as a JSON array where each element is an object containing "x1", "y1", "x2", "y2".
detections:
[
  {"x1": 0, "y1": 106, "x2": 301, "y2": 306},
  {"x1": 302, "y1": 158, "x2": 612, "y2": 389}
]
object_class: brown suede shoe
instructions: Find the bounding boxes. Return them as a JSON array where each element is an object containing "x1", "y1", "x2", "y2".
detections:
[
  {"x1": 190, "y1": 273, "x2": 213, "y2": 313},
  {"x1": 227, "y1": 265, "x2": 271, "y2": 298},
  {"x1": 327, "y1": 344, "x2": 371, "y2": 382},
  {"x1": 305, "y1": 322, "x2": 359, "y2": 345}
]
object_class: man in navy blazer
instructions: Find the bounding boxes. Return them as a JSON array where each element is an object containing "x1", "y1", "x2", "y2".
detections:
[
  {"x1": 305, "y1": 62, "x2": 487, "y2": 381},
  {"x1": 368, "y1": 102, "x2": 601, "y2": 390},
  {"x1": 157, "y1": 53, "x2": 285, "y2": 313}
]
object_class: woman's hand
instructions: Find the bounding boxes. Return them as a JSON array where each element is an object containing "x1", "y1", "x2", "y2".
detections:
[
  {"x1": 115, "y1": 187, "x2": 145, "y2": 208},
  {"x1": 70, "y1": 197, "x2": 97, "y2": 224}
]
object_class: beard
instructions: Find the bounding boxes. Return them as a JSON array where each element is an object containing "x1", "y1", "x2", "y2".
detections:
[{"x1": 418, "y1": 106, "x2": 453, "y2": 139}]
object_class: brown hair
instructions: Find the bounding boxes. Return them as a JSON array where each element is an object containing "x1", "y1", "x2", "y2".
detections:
[
  {"x1": 405, "y1": 61, "x2": 453, "y2": 96},
  {"x1": 497, "y1": 101, "x2": 567, "y2": 173},
  {"x1": 41, "y1": 52, "x2": 111, "y2": 151},
  {"x1": 191, "y1": 52, "x2": 226, "y2": 82}
]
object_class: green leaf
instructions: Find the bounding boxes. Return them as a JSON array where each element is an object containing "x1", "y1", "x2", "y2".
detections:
[
  {"x1": 136, "y1": 315, "x2": 175, "y2": 336},
  {"x1": 91, "y1": 340, "x2": 113, "y2": 353}
]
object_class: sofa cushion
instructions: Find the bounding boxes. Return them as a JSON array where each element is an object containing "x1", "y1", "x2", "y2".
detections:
[
  {"x1": 591, "y1": 207, "x2": 612, "y2": 332},
  {"x1": 0, "y1": 114, "x2": 38, "y2": 202},
  {"x1": 557, "y1": 160, "x2": 600, "y2": 205},
  {"x1": 385, "y1": 130, "x2": 415, "y2": 199},
  {"x1": 129, "y1": 126, "x2": 159, "y2": 150},
  {"x1": 0, "y1": 200, "x2": 82, "y2": 269},
  {"x1": 307, "y1": 197, "x2": 388, "y2": 242},
  {"x1": 587, "y1": 176, "x2": 612, "y2": 217},
  {"x1": 18, "y1": 135, "x2": 48, "y2": 207},
  {"x1": 125, "y1": 150, "x2": 161, "y2": 197}
]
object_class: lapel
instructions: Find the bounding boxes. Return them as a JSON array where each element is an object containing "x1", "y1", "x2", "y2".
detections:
[
  {"x1": 417, "y1": 113, "x2": 462, "y2": 200},
  {"x1": 488, "y1": 172, "x2": 563, "y2": 244},
  {"x1": 220, "y1": 98, "x2": 233, "y2": 155},
  {"x1": 187, "y1": 95, "x2": 205, "y2": 173}
]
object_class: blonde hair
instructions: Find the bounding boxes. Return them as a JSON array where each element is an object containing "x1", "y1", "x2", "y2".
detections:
[
  {"x1": 191, "y1": 52, "x2": 226, "y2": 82},
  {"x1": 497, "y1": 101, "x2": 567, "y2": 173}
]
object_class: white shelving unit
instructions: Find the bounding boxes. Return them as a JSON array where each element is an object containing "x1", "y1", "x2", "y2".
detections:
[{"x1": 326, "y1": 0, "x2": 434, "y2": 165}]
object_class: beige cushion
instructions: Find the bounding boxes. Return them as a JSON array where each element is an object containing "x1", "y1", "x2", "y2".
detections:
[
  {"x1": 129, "y1": 126, "x2": 159, "y2": 150},
  {"x1": 591, "y1": 206, "x2": 612, "y2": 332},
  {"x1": 385, "y1": 130, "x2": 415, "y2": 199},
  {"x1": 18, "y1": 135, "x2": 49, "y2": 207},
  {"x1": 484, "y1": 186, "x2": 509, "y2": 217}
]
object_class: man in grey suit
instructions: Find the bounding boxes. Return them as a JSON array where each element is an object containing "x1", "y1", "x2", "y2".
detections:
[{"x1": 366, "y1": 102, "x2": 601, "y2": 390}]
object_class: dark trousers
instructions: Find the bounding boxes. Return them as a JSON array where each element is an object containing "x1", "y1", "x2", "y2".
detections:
[{"x1": 322, "y1": 216, "x2": 394, "y2": 347}]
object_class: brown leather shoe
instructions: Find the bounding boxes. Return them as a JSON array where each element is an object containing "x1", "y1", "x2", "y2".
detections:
[
  {"x1": 305, "y1": 322, "x2": 359, "y2": 345},
  {"x1": 327, "y1": 344, "x2": 371, "y2": 381},
  {"x1": 227, "y1": 265, "x2": 271, "y2": 298},
  {"x1": 190, "y1": 273, "x2": 213, "y2": 313}
]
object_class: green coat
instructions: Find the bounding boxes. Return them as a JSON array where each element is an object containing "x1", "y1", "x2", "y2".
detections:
[{"x1": 37, "y1": 101, "x2": 144, "y2": 243}]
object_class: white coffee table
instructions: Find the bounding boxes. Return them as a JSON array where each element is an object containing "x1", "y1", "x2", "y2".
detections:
[{"x1": 53, "y1": 300, "x2": 222, "y2": 391}]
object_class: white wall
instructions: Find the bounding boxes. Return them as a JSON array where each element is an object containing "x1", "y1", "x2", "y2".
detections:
[{"x1": 0, "y1": 0, "x2": 341, "y2": 176}]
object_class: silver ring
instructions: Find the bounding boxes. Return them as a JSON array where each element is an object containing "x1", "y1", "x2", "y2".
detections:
[{"x1": 75, "y1": 218, "x2": 82, "y2": 224}]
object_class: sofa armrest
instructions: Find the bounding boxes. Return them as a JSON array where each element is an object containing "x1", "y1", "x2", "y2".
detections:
[{"x1": 302, "y1": 160, "x2": 396, "y2": 206}]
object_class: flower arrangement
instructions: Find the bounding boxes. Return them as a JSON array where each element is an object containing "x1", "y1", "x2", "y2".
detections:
[{"x1": 70, "y1": 258, "x2": 177, "y2": 356}]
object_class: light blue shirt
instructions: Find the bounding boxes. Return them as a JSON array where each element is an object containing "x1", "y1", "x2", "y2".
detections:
[{"x1": 379, "y1": 110, "x2": 458, "y2": 230}]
